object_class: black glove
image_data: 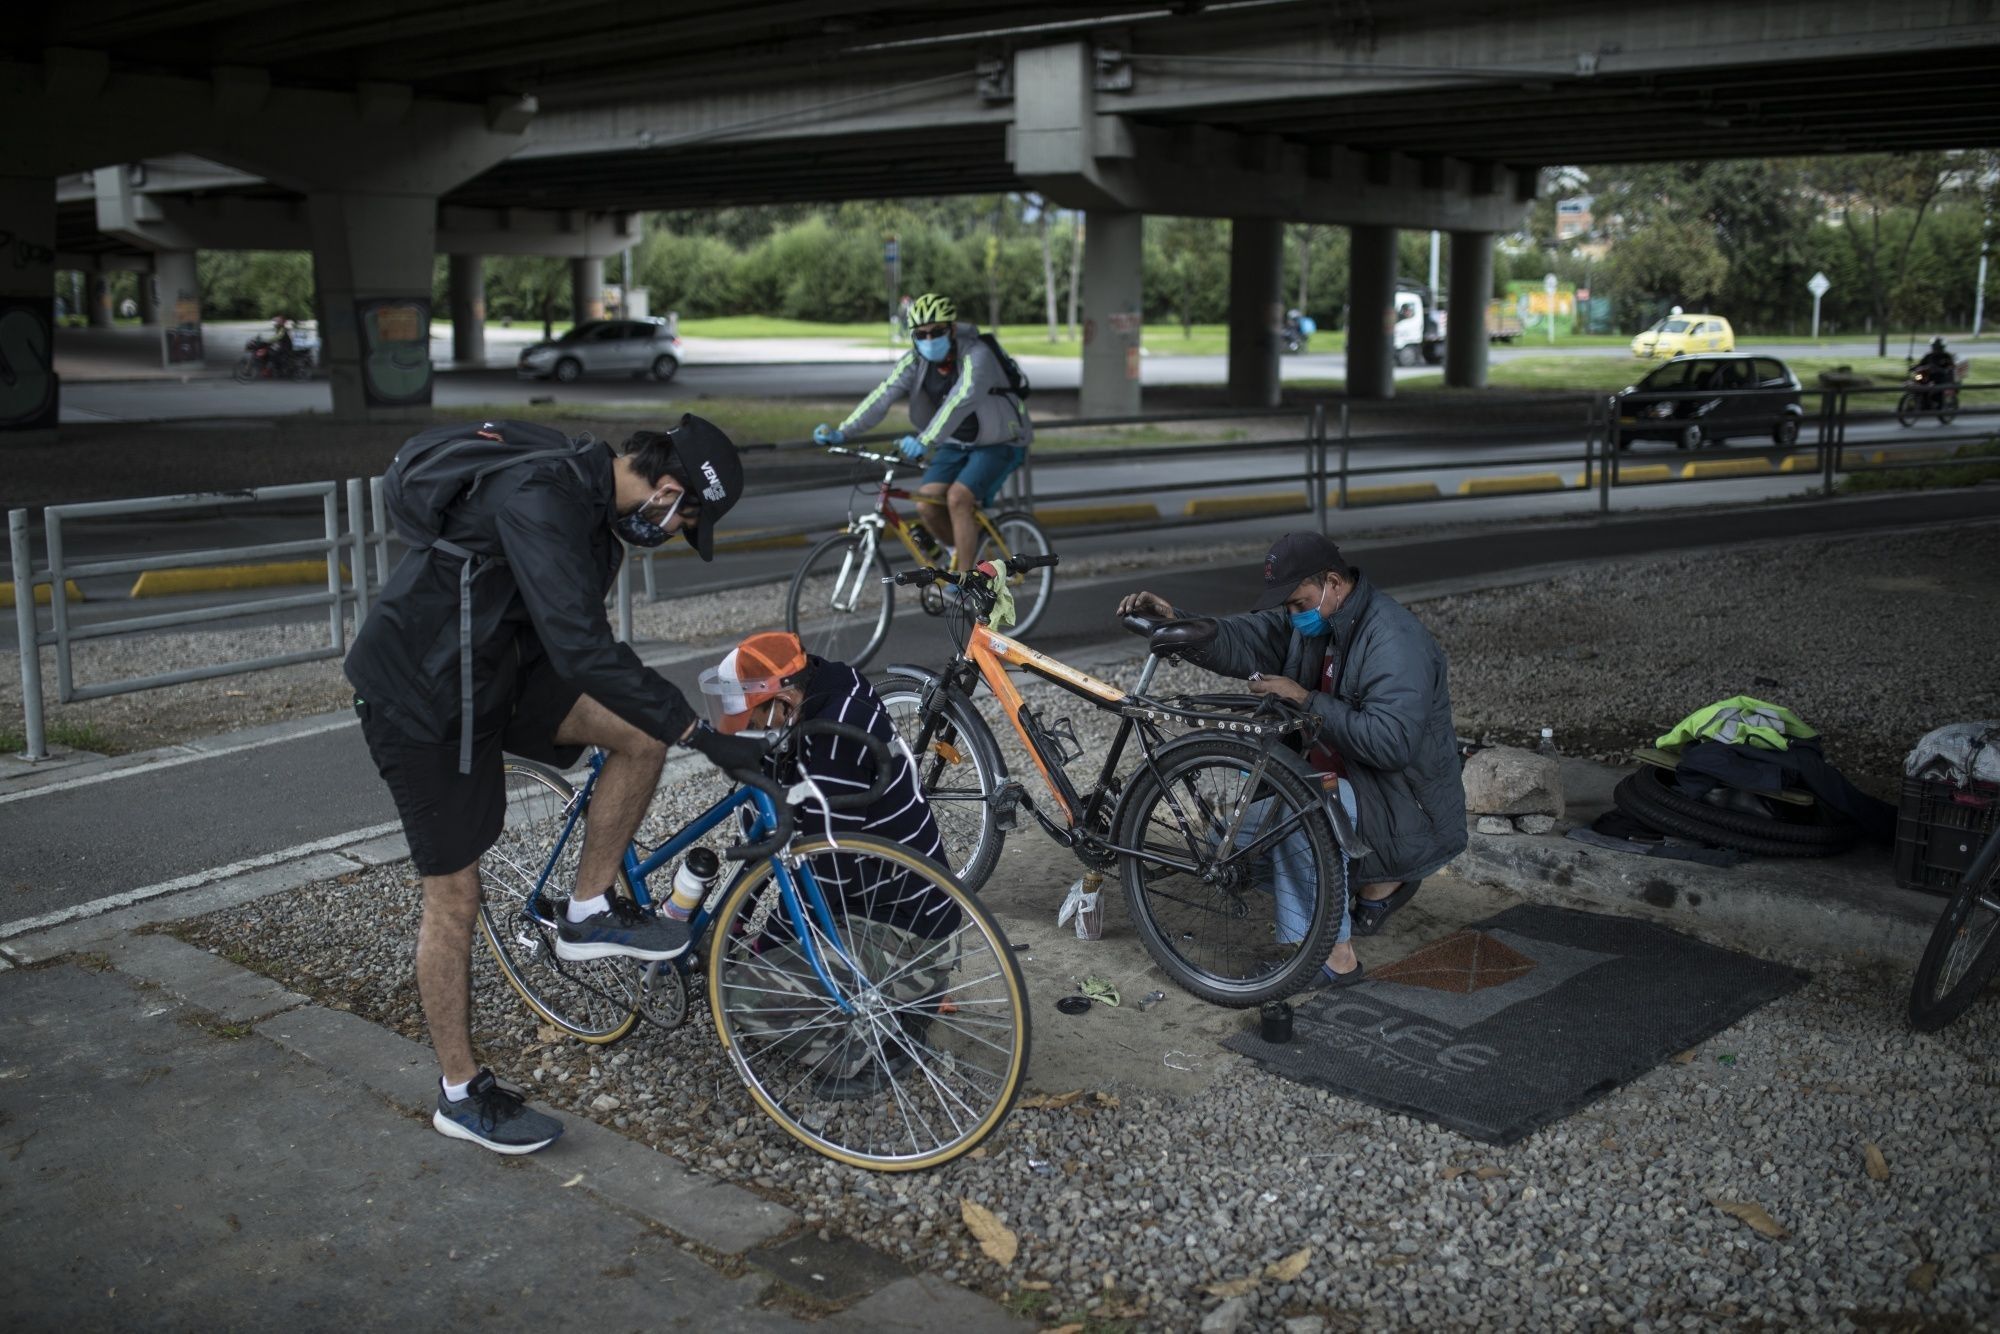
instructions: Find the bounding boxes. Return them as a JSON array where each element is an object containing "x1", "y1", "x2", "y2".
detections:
[{"x1": 684, "y1": 723, "x2": 767, "y2": 780}]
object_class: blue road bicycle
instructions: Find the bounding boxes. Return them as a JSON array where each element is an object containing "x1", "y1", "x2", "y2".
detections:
[{"x1": 475, "y1": 719, "x2": 1030, "y2": 1171}]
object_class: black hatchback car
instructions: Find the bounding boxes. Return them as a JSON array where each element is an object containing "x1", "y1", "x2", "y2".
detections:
[{"x1": 1615, "y1": 353, "x2": 1804, "y2": 450}]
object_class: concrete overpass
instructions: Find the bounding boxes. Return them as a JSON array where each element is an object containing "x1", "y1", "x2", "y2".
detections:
[{"x1": 7, "y1": 0, "x2": 2000, "y2": 441}]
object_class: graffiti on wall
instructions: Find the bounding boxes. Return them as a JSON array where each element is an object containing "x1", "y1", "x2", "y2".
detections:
[
  {"x1": 0, "y1": 296, "x2": 58, "y2": 431},
  {"x1": 357, "y1": 297, "x2": 433, "y2": 407}
]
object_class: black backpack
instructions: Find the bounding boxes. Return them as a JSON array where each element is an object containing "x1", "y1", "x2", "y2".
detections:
[
  {"x1": 976, "y1": 331, "x2": 1032, "y2": 399},
  {"x1": 381, "y1": 419, "x2": 596, "y2": 772}
]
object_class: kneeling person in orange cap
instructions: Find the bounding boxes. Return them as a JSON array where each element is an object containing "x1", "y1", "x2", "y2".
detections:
[{"x1": 700, "y1": 632, "x2": 962, "y2": 1097}]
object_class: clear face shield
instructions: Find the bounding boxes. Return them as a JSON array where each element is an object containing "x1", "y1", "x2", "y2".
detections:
[{"x1": 697, "y1": 664, "x2": 799, "y2": 735}]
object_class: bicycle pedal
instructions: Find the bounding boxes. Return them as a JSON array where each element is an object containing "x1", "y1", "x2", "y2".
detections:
[{"x1": 994, "y1": 781, "x2": 1026, "y2": 832}]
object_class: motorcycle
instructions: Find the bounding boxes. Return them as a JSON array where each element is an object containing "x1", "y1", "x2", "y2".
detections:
[
  {"x1": 1896, "y1": 360, "x2": 1967, "y2": 428},
  {"x1": 1281, "y1": 314, "x2": 1316, "y2": 354},
  {"x1": 234, "y1": 337, "x2": 312, "y2": 384}
]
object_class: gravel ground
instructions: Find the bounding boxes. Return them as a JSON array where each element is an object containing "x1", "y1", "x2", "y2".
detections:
[{"x1": 169, "y1": 566, "x2": 2000, "y2": 1331}]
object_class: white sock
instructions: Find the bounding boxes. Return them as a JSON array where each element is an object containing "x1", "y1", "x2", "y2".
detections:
[
  {"x1": 567, "y1": 892, "x2": 610, "y2": 923},
  {"x1": 441, "y1": 1075, "x2": 472, "y2": 1103}
]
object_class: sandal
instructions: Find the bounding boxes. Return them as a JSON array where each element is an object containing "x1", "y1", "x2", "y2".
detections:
[
  {"x1": 1315, "y1": 959, "x2": 1366, "y2": 989},
  {"x1": 1349, "y1": 879, "x2": 1423, "y2": 938}
]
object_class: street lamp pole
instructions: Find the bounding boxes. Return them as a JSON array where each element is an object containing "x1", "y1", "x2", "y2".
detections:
[{"x1": 1975, "y1": 213, "x2": 1990, "y2": 338}]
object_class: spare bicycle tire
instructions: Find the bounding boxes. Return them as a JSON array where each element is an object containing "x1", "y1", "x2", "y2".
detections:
[
  {"x1": 1624, "y1": 767, "x2": 1855, "y2": 846},
  {"x1": 1613, "y1": 774, "x2": 1856, "y2": 858}
]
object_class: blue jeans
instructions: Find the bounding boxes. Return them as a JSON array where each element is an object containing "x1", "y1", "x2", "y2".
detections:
[{"x1": 1236, "y1": 781, "x2": 1355, "y2": 947}]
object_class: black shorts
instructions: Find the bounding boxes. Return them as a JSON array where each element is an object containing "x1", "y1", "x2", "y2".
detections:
[{"x1": 357, "y1": 649, "x2": 582, "y2": 876}]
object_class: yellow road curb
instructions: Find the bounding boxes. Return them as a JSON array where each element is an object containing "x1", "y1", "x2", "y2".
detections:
[
  {"x1": 656, "y1": 531, "x2": 812, "y2": 558},
  {"x1": 1776, "y1": 453, "x2": 1822, "y2": 473},
  {"x1": 1580, "y1": 464, "x2": 1675, "y2": 487},
  {"x1": 131, "y1": 561, "x2": 349, "y2": 598},
  {"x1": 1337, "y1": 482, "x2": 1441, "y2": 507},
  {"x1": 1034, "y1": 503, "x2": 1161, "y2": 528},
  {"x1": 1456, "y1": 473, "x2": 1567, "y2": 496},
  {"x1": 1867, "y1": 446, "x2": 1954, "y2": 465},
  {"x1": 1183, "y1": 492, "x2": 1307, "y2": 519},
  {"x1": 1679, "y1": 458, "x2": 1773, "y2": 480},
  {"x1": 0, "y1": 579, "x2": 85, "y2": 609}
]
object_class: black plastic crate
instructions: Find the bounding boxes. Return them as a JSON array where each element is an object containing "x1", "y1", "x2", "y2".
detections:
[{"x1": 1894, "y1": 776, "x2": 2000, "y2": 894}]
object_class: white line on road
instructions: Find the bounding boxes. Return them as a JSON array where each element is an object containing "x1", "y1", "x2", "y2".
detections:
[
  {"x1": 0, "y1": 716, "x2": 359, "y2": 806},
  {"x1": 0, "y1": 818, "x2": 402, "y2": 941}
]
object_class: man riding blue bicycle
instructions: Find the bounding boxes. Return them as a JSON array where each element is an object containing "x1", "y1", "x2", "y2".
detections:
[{"x1": 814, "y1": 292, "x2": 1031, "y2": 574}]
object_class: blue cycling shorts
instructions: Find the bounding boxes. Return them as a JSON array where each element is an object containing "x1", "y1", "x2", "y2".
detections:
[{"x1": 921, "y1": 443, "x2": 1027, "y2": 508}]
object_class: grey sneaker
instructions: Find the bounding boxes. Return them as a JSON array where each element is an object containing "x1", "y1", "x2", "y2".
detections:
[
  {"x1": 556, "y1": 897, "x2": 690, "y2": 962},
  {"x1": 432, "y1": 1070, "x2": 563, "y2": 1155}
]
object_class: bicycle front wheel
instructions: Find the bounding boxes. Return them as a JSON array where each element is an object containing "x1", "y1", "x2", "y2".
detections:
[
  {"x1": 787, "y1": 531, "x2": 894, "y2": 669},
  {"x1": 877, "y1": 676, "x2": 1007, "y2": 890},
  {"x1": 1909, "y1": 834, "x2": 2000, "y2": 1032},
  {"x1": 708, "y1": 835, "x2": 1029, "y2": 1171},
  {"x1": 477, "y1": 761, "x2": 640, "y2": 1044},
  {"x1": 974, "y1": 511, "x2": 1055, "y2": 640},
  {"x1": 1113, "y1": 735, "x2": 1343, "y2": 1006}
]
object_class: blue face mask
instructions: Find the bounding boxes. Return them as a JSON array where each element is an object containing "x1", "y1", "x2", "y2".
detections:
[
  {"x1": 915, "y1": 334, "x2": 952, "y2": 363},
  {"x1": 1288, "y1": 582, "x2": 1330, "y2": 637},
  {"x1": 612, "y1": 488, "x2": 682, "y2": 549}
]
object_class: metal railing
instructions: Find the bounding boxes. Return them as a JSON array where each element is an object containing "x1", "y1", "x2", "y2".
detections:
[{"x1": 10, "y1": 482, "x2": 367, "y2": 761}]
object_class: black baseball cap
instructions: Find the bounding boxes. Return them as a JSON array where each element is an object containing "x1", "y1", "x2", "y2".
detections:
[
  {"x1": 1253, "y1": 532, "x2": 1346, "y2": 609},
  {"x1": 668, "y1": 413, "x2": 743, "y2": 561}
]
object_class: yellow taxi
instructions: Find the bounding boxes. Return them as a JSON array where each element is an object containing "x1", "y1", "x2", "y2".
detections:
[{"x1": 1630, "y1": 314, "x2": 1734, "y2": 359}]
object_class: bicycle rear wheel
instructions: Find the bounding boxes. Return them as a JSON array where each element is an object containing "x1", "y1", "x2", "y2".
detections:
[
  {"x1": 973, "y1": 511, "x2": 1054, "y2": 640},
  {"x1": 477, "y1": 761, "x2": 640, "y2": 1044},
  {"x1": 877, "y1": 674, "x2": 1007, "y2": 891},
  {"x1": 787, "y1": 531, "x2": 894, "y2": 669},
  {"x1": 1909, "y1": 834, "x2": 2000, "y2": 1032},
  {"x1": 708, "y1": 835, "x2": 1029, "y2": 1171},
  {"x1": 1113, "y1": 735, "x2": 1343, "y2": 1006}
]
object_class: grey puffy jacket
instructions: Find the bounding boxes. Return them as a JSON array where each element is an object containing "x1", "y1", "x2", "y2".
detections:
[
  {"x1": 1180, "y1": 570, "x2": 1467, "y2": 884},
  {"x1": 838, "y1": 322, "x2": 1032, "y2": 451}
]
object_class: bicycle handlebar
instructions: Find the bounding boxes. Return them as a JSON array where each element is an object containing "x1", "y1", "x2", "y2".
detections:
[
  {"x1": 724, "y1": 770, "x2": 794, "y2": 862},
  {"x1": 825, "y1": 444, "x2": 922, "y2": 471},
  {"x1": 793, "y1": 719, "x2": 898, "y2": 812},
  {"x1": 887, "y1": 551, "x2": 1061, "y2": 588}
]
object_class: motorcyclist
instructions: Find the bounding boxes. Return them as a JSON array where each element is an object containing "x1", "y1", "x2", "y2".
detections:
[
  {"x1": 1914, "y1": 338, "x2": 1958, "y2": 408},
  {"x1": 267, "y1": 315, "x2": 296, "y2": 374}
]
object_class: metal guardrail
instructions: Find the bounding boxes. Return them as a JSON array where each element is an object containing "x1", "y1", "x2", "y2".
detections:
[{"x1": 10, "y1": 384, "x2": 1993, "y2": 758}]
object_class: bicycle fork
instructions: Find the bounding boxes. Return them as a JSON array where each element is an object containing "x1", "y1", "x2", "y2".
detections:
[{"x1": 830, "y1": 524, "x2": 881, "y2": 614}]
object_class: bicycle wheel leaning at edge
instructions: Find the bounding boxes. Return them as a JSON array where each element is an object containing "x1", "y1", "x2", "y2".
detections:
[
  {"x1": 876, "y1": 677, "x2": 1009, "y2": 890},
  {"x1": 477, "y1": 760, "x2": 644, "y2": 1043},
  {"x1": 1909, "y1": 832, "x2": 2000, "y2": 1032},
  {"x1": 706, "y1": 832, "x2": 1029, "y2": 1171}
]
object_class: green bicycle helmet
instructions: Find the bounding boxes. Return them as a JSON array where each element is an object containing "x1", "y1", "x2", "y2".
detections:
[{"x1": 909, "y1": 293, "x2": 956, "y2": 327}]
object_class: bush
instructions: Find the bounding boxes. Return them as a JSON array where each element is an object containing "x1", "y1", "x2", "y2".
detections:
[
  {"x1": 1840, "y1": 440, "x2": 2000, "y2": 492},
  {"x1": 637, "y1": 231, "x2": 740, "y2": 319}
]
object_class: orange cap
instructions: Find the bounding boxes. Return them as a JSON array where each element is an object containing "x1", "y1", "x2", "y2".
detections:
[{"x1": 698, "y1": 632, "x2": 808, "y2": 734}]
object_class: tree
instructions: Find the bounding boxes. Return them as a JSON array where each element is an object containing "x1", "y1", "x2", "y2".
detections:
[
  {"x1": 1600, "y1": 221, "x2": 1729, "y2": 326},
  {"x1": 1028, "y1": 194, "x2": 1060, "y2": 342},
  {"x1": 1803, "y1": 154, "x2": 1955, "y2": 355}
]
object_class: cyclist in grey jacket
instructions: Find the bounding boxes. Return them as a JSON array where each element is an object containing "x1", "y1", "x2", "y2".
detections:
[
  {"x1": 814, "y1": 292, "x2": 1031, "y2": 573},
  {"x1": 1118, "y1": 532, "x2": 1467, "y2": 983}
]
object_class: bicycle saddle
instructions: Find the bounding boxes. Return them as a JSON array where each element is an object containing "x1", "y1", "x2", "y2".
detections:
[{"x1": 1147, "y1": 617, "x2": 1217, "y2": 657}]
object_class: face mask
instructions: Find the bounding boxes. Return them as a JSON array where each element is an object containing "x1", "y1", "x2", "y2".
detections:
[
  {"x1": 612, "y1": 487, "x2": 682, "y2": 549},
  {"x1": 1288, "y1": 582, "x2": 1330, "y2": 637},
  {"x1": 915, "y1": 334, "x2": 952, "y2": 363}
]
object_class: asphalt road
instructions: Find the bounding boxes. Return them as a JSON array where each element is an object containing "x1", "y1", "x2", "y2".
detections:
[{"x1": 7, "y1": 485, "x2": 2000, "y2": 932}]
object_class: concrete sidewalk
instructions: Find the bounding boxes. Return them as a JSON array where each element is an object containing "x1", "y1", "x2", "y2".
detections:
[{"x1": 0, "y1": 932, "x2": 1028, "y2": 1331}]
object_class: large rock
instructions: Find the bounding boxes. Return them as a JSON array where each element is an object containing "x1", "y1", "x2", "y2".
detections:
[{"x1": 1462, "y1": 746, "x2": 1565, "y2": 817}]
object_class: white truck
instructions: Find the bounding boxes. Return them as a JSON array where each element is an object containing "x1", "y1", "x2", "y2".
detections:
[{"x1": 1391, "y1": 281, "x2": 1443, "y2": 366}]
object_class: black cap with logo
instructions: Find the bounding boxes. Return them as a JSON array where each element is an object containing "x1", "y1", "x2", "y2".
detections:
[
  {"x1": 1252, "y1": 531, "x2": 1347, "y2": 610},
  {"x1": 668, "y1": 413, "x2": 743, "y2": 561}
]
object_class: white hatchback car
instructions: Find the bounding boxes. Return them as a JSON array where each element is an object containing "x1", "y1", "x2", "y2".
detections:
[{"x1": 517, "y1": 319, "x2": 683, "y2": 383}]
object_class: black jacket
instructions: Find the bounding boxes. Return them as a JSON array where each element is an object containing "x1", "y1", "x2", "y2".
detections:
[
  {"x1": 1180, "y1": 570, "x2": 1468, "y2": 884},
  {"x1": 344, "y1": 440, "x2": 696, "y2": 747}
]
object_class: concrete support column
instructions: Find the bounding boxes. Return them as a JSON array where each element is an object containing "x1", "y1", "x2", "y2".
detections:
[
  {"x1": 1445, "y1": 231, "x2": 1493, "y2": 390},
  {"x1": 307, "y1": 191, "x2": 437, "y2": 420},
  {"x1": 448, "y1": 253, "x2": 485, "y2": 367},
  {"x1": 571, "y1": 256, "x2": 604, "y2": 324},
  {"x1": 86, "y1": 274, "x2": 115, "y2": 328},
  {"x1": 0, "y1": 175, "x2": 59, "y2": 442},
  {"x1": 1226, "y1": 217, "x2": 1284, "y2": 408},
  {"x1": 1346, "y1": 224, "x2": 1397, "y2": 401},
  {"x1": 154, "y1": 250, "x2": 204, "y2": 370},
  {"x1": 1079, "y1": 211, "x2": 1143, "y2": 417},
  {"x1": 136, "y1": 267, "x2": 159, "y2": 325}
]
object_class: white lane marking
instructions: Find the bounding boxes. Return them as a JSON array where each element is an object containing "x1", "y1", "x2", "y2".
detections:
[
  {"x1": 0, "y1": 716, "x2": 359, "y2": 806},
  {"x1": 0, "y1": 818, "x2": 400, "y2": 941}
]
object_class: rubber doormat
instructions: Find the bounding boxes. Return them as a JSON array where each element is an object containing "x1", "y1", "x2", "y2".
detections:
[{"x1": 1223, "y1": 903, "x2": 1808, "y2": 1145}]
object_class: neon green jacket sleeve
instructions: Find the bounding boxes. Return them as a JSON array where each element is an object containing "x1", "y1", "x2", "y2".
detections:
[{"x1": 839, "y1": 353, "x2": 918, "y2": 436}]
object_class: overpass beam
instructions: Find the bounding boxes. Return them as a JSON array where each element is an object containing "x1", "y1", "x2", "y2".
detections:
[
  {"x1": 449, "y1": 254, "x2": 485, "y2": 367},
  {"x1": 1445, "y1": 231, "x2": 1493, "y2": 390},
  {"x1": 1080, "y1": 211, "x2": 1143, "y2": 418},
  {"x1": 307, "y1": 190, "x2": 438, "y2": 422},
  {"x1": 0, "y1": 175, "x2": 59, "y2": 444},
  {"x1": 1348, "y1": 225, "x2": 1397, "y2": 401},
  {"x1": 1227, "y1": 217, "x2": 1283, "y2": 408},
  {"x1": 571, "y1": 257, "x2": 604, "y2": 324},
  {"x1": 153, "y1": 250, "x2": 205, "y2": 370}
]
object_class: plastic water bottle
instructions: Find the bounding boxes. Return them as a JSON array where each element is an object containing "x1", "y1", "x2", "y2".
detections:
[
  {"x1": 1538, "y1": 726, "x2": 1559, "y2": 758},
  {"x1": 665, "y1": 846, "x2": 723, "y2": 922}
]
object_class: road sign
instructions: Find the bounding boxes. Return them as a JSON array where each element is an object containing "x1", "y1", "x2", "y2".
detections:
[
  {"x1": 1808, "y1": 270, "x2": 1831, "y2": 339},
  {"x1": 884, "y1": 240, "x2": 899, "y2": 264}
]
